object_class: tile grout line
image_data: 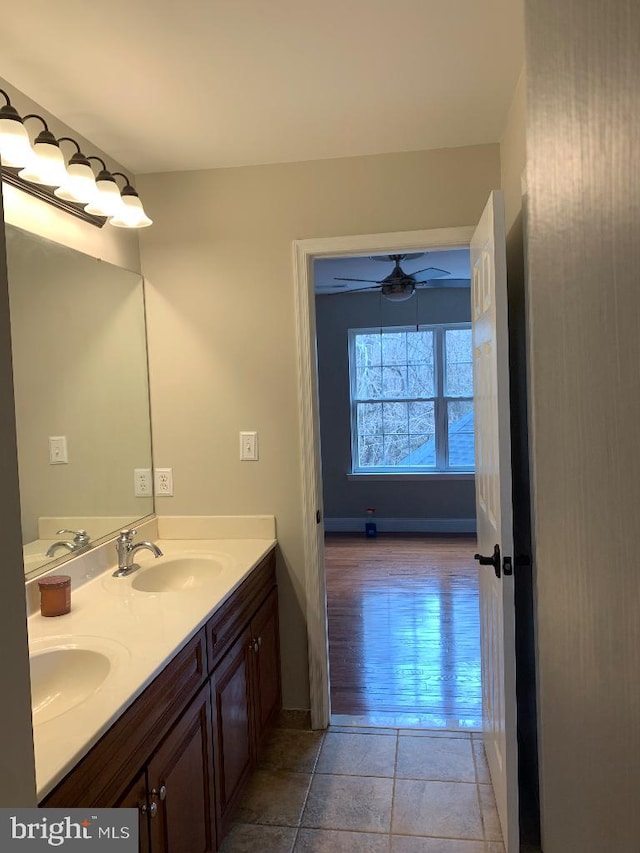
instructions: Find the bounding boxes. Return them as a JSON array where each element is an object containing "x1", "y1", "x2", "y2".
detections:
[{"x1": 290, "y1": 728, "x2": 327, "y2": 850}]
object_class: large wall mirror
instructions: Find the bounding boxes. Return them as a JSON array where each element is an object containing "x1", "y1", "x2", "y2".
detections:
[{"x1": 5, "y1": 224, "x2": 154, "y2": 579}]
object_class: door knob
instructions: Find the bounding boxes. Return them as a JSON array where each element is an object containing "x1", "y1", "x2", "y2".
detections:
[{"x1": 474, "y1": 544, "x2": 501, "y2": 579}]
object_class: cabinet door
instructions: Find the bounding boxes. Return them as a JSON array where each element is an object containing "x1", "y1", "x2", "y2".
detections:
[
  {"x1": 147, "y1": 684, "x2": 216, "y2": 853},
  {"x1": 251, "y1": 588, "x2": 282, "y2": 748},
  {"x1": 114, "y1": 770, "x2": 151, "y2": 853},
  {"x1": 211, "y1": 626, "x2": 254, "y2": 833}
]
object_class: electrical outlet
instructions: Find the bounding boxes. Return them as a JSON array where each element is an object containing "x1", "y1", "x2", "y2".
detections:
[
  {"x1": 154, "y1": 467, "x2": 174, "y2": 496},
  {"x1": 134, "y1": 468, "x2": 152, "y2": 497},
  {"x1": 239, "y1": 431, "x2": 259, "y2": 461}
]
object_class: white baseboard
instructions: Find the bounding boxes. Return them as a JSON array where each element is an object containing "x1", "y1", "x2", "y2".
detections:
[{"x1": 323, "y1": 517, "x2": 477, "y2": 534}]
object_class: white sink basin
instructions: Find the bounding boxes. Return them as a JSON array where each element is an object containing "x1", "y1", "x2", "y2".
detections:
[
  {"x1": 30, "y1": 637, "x2": 129, "y2": 724},
  {"x1": 131, "y1": 555, "x2": 230, "y2": 593}
]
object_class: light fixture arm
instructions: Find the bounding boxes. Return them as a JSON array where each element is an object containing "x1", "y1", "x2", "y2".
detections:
[
  {"x1": 87, "y1": 155, "x2": 107, "y2": 171},
  {"x1": 23, "y1": 113, "x2": 50, "y2": 133},
  {"x1": 0, "y1": 89, "x2": 12, "y2": 107},
  {"x1": 111, "y1": 171, "x2": 134, "y2": 190},
  {"x1": 57, "y1": 136, "x2": 82, "y2": 155}
]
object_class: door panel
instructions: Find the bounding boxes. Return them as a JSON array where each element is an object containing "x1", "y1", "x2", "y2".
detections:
[
  {"x1": 471, "y1": 190, "x2": 519, "y2": 852},
  {"x1": 211, "y1": 627, "x2": 254, "y2": 832},
  {"x1": 251, "y1": 587, "x2": 282, "y2": 748},
  {"x1": 147, "y1": 685, "x2": 216, "y2": 853}
]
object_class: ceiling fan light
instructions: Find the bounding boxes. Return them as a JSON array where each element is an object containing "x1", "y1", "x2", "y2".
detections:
[
  {"x1": 382, "y1": 284, "x2": 415, "y2": 302},
  {"x1": 18, "y1": 135, "x2": 68, "y2": 187},
  {"x1": 109, "y1": 190, "x2": 152, "y2": 228},
  {"x1": 0, "y1": 107, "x2": 32, "y2": 167},
  {"x1": 54, "y1": 160, "x2": 98, "y2": 203}
]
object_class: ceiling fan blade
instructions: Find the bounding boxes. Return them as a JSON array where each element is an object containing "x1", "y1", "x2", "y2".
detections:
[
  {"x1": 410, "y1": 266, "x2": 450, "y2": 279},
  {"x1": 325, "y1": 285, "x2": 380, "y2": 295},
  {"x1": 334, "y1": 276, "x2": 382, "y2": 284},
  {"x1": 416, "y1": 278, "x2": 469, "y2": 290}
]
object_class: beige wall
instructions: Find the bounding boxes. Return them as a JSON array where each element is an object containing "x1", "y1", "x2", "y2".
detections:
[
  {"x1": 500, "y1": 69, "x2": 526, "y2": 234},
  {"x1": 138, "y1": 144, "x2": 501, "y2": 708}
]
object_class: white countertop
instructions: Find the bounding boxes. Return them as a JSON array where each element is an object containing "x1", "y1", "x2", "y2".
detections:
[{"x1": 28, "y1": 536, "x2": 277, "y2": 800}]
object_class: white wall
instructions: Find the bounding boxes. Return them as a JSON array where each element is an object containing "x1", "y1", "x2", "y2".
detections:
[{"x1": 138, "y1": 143, "x2": 501, "y2": 709}]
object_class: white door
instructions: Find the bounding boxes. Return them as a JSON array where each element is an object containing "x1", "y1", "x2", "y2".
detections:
[{"x1": 471, "y1": 191, "x2": 519, "y2": 851}]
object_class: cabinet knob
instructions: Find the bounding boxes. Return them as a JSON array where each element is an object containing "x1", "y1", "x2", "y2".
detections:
[
  {"x1": 142, "y1": 801, "x2": 158, "y2": 818},
  {"x1": 152, "y1": 785, "x2": 167, "y2": 801},
  {"x1": 257, "y1": 636, "x2": 263, "y2": 648}
]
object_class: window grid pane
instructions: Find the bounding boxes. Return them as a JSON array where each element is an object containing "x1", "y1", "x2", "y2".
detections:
[
  {"x1": 351, "y1": 326, "x2": 473, "y2": 472},
  {"x1": 445, "y1": 328, "x2": 473, "y2": 397}
]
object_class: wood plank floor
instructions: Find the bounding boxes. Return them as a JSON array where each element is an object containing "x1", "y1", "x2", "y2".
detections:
[{"x1": 325, "y1": 534, "x2": 482, "y2": 729}]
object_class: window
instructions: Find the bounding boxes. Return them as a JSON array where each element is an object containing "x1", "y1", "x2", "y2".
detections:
[{"x1": 348, "y1": 324, "x2": 474, "y2": 474}]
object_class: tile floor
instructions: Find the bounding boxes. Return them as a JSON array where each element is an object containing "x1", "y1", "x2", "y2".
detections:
[{"x1": 220, "y1": 726, "x2": 505, "y2": 853}]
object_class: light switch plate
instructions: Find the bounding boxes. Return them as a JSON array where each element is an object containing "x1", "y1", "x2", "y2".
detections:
[
  {"x1": 49, "y1": 435, "x2": 68, "y2": 464},
  {"x1": 239, "y1": 431, "x2": 258, "y2": 461}
]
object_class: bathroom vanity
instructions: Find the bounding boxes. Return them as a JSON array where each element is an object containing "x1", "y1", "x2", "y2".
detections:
[{"x1": 30, "y1": 522, "x2": 280, "y2": 853}]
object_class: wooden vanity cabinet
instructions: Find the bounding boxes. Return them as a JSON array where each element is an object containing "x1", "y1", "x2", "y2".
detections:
[
  {"x1": 41, "y1": 548, "x2": 280, "y2": 853},
  {"x1": 209, "y1": 558, "x2": 282, "y2": 839}
]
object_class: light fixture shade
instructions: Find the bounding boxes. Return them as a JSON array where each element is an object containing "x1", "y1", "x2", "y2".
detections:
[
  {"x1": 84, "y1": 177, "x2": 123, "y2": 217},
  {"x1": 54, "y1": 161, "x2": 98, "y2": 203},
  {"x1": 0, "y1": 111, "x2": 32, "y2": 167},
  {"x1": 109, "y1": 194, "x2": 152, "y2": 228},
  {"x1": 381, "y1": 284, "x2": 415, "y2": 302},
  {"x1": 18, "y1": 140, "x2": 68, "y2": 186}
]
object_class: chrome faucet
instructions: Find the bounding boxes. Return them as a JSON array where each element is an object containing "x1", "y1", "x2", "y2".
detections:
[
  {"x1": 45, "y1": 529, "x2": 91, "y2": 558},
  {"x1": 113, "y1": 529, "x2": 163, "y2": 578}
]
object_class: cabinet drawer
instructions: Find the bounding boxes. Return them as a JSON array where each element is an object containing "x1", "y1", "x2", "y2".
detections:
[
  {"x1": 206, "y1": 550, "x2": 276, "y2": 669},
  {"x1": 42, "y1": 628, "x2": 207, "y2": 808}
]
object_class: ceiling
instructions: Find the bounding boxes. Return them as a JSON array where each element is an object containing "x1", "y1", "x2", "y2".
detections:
[
  {"x1": 0, "y1": 1, "x2": 523, "y2": 175},
  {"x1": 315, "y1": 249, "x2": 470, "y2": 294}
]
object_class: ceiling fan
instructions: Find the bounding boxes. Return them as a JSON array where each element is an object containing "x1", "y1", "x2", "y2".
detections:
[{"x1": 333, "y1": 253, "x2": 450, "y2": 301}]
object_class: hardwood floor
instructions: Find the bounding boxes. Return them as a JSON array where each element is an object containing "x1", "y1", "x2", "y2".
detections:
[{"x1": 325, "y1": 534, "x2": 482, "y2": 729}]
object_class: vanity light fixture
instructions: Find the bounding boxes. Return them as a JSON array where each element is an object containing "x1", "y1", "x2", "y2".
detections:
[
  {"x1": 54, "y1": 138, "x2": 98, "y2": 204},
  {"x1": 109, "y1": 172, "x2": 152, "y2": 228},
  {"x1": 0, "y1": 94, "x2": 153, "y2": 228},
  {"x1": 18, "y1": 115, "x2": 69, "y2": 187},
  {"x1": 0, "y1": 89, "x2": 32, "y2": 167},
  {"x1": 84, "y1": 157, "x2": 125, "y2": 218}
]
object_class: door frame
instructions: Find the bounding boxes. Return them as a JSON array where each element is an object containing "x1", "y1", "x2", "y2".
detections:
[{"x1": 292, "y1": 225, "x2": 475, "y2": 729}]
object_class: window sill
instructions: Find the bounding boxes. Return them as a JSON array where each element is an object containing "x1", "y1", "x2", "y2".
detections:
[{"x1": 347, "y1": 472, "x2": 475, "y2": 482}]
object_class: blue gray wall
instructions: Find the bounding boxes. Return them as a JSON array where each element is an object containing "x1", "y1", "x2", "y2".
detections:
[{"x1": 315, "y1": 284, "x2": 476, "y2": 531}]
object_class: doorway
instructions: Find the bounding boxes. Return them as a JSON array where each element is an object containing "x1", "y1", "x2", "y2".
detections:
[
  {"x1": 292, "y1": 225, "x2": 475, "y2": 728},
  {"x1": 312, "y1": 244, "x2": 480, "y2": 728}
]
